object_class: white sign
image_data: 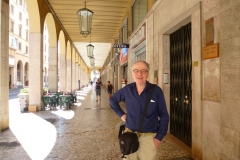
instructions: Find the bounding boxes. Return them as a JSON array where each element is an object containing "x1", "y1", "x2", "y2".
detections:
[
  {"x1": 9, "y1": 57, "x2": 15, "y2": 66},
  {"x1": 164, "y1": 73, "x2": 168, "y2": 84}
]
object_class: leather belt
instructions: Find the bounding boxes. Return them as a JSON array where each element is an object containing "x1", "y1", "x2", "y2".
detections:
[{"x1": 125, "y1": 127, "x2": 154, "y2": 137}]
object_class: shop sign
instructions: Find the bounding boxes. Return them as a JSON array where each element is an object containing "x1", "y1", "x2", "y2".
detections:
[
  {"x1": 129, "y1": 26, "x2": 146, "y2": 48},
  {"x1": 113, "y1": 44, "x2": 129, "y2": 48}
]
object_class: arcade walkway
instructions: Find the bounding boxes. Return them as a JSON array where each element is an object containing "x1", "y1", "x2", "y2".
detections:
[{"x1": 1, "y1": 85, "x2": 192, "y2": 160}]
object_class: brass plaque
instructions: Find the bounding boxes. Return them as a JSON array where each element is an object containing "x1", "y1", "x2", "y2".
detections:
[
  {"x1": 205, "y1": 18, "x2": 214, "y2": 46},
  {"x1": 193, "y1": 61, "x2": 198, "y2": 67},
  {"x1": 203, "y1": 43, "x2": 219, "y2": 60}
]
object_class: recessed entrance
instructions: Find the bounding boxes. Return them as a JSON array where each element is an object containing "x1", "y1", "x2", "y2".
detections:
[{"x1": 170, "y1": 23, "x2": 192, "y2": 147}]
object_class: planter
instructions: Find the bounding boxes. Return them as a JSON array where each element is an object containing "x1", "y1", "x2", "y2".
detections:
[{"x1": 18, "y1": 93, "x2": 29, "y2": 112}]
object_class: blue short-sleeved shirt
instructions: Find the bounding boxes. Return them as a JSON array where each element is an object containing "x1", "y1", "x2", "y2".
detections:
[{"x1": 109, "y1": 81, "x2": 169, "y2": 141}]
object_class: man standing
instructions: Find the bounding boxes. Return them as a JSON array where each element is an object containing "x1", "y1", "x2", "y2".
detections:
[
  {"x1": 106, "y1": 81, "x2": 114, "y2": 99},
  {"x1": 109, "y1": 60, "x2": 169, "y2": 160},
  {"x1": 95, "y1": 78, "x2": 102, "y2": 102}
]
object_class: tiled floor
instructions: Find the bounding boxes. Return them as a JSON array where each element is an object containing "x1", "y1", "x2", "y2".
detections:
[{"x1": 1, "y1": 86, "x2": 193, "y2": 160}]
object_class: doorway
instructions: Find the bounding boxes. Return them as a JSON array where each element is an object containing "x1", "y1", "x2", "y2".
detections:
[{"x1": 170, "y1": 23, "x2": 192, "y2": 147}]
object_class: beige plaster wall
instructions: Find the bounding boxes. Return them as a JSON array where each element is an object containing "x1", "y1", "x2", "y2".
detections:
[
  {"x1": 200, "y1": 0, "x2": 240, "y2": 159},
  {"x1": 146, "y1": 13, "x2": 154, "y2": 84}
]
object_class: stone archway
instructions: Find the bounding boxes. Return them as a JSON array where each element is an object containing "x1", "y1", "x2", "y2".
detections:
[{"x1": 17, "y1": 60, "x2": 23, "y2": 86}]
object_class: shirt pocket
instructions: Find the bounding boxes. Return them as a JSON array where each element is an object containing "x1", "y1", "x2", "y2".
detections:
[{"x1": 145, "y1": 99, "x2": 157, "y2": 118}]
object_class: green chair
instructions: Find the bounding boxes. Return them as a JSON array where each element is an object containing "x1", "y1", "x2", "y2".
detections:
[
  {"x1": 59, "y1": 95, "x2": 70, "y2": 110},
  {"x1": 69, "y1": 93, "x2": 74, "y2": 106},
  {"x1": 41, "y1": 96, "x2": 51, "y2": 110},
  {"x1": 50, "y1": 95, "x2": 58, "y2": 110}
]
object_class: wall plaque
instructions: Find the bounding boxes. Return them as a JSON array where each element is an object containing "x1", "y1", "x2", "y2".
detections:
[
  {"x1": 202, "y1": 43, "x2": 219, "y2": 60},
  {"x1": 205, "y1": 18, "x2": 214, "y2": 46}
]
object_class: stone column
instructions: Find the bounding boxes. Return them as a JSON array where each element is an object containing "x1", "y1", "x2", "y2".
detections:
[
  {"x1": 66, "y1": 59, "x2": 71, "y2": 92},
  {"x1": 191, "y1": 8, "x2": 202, "y2": 159},
  {"x1": 29, "y1": 33, "x2": 43, "y2": 111},
  {"x1": 0, "y1": 0, "x2": 9, "y2": 131},
  {"x1": 71, "y1": 61, "x2": 76, "y2": 91},
  {"x1": 48, "y1": 47, "x2": 58, "y2": 92},
  {"x1": 78, "y1": 64, "x2": 81, "y2": 89},
  {"x1": 75, "y1": 63, "x2": 78, "y2": 89},
  {"x1": 59, "y1": 54, "x2": 66, "y2": 92}
]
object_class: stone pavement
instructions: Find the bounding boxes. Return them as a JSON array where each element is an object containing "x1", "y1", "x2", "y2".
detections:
[{"x1": 0, "y1": 86, "x2": 192, "y2": 160}]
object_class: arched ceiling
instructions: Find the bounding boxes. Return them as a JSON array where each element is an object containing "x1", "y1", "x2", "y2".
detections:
[{"x1": 46, "y1": 0, "x2": 130, "y2": 69}]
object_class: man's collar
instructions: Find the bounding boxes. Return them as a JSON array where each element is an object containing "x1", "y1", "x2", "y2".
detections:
[{"x1": 130, "y1": 81, "x2": 150, "y2": 89}]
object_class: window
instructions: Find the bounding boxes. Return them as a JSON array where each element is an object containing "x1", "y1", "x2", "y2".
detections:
[
  {"x1": 11, "y1": 5, "x2": 14, "y2": 15},
  {"x1": 19, "y1": 42, "x2": 22, "y2": 50},
  {"x1": 132, "y1": 0, "x2": 147, "y2": 31},
  {"x1": 26, "y1": 18, "x2": 28, "y2": 26},
  {"x1": 19, "y1": 12, "x2": 22, "y2": 21},
  {"x1": 19, "y1": 0, "x2": 22, "y2": 6},
  {"x1": 10, "y1": 21, "x2": 14, "y2": 32},
  {"x1": 122, "y1": 19, "x2": 128, "y2": 43},
  {"x1": 26, "y1": 30, "x2": 28, "y2": 41},
  {"x1": 25, "y1": 46, "x2": 28, "y2": 53},
  {"x1": 44, "y1": 44, "x2": 46, "y2": 52},
  {"x1": 19, "y1": 26, "x2": 22, "y2": 37}
]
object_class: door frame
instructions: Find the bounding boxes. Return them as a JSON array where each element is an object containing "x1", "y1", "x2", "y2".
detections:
[{"x1": 158, "y1": 1, "x2": 202, "y2": 157}]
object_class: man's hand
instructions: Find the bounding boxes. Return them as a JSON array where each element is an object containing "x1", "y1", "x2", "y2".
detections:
[
  {"x1": 153, "y1": 138, "x2": 161, "y2": 149},
  {"x1": 121, "y1": 114, "x2": 126, "y2": 122}
]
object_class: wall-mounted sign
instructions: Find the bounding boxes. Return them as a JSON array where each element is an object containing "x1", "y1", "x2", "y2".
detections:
[
  {"x1": 164, "y1": 73, "x2": 168, "y2": 84},
  {"x1": 129, "y1": 25, "x2": 146, "y2": 48},
  {"x1": 120, "y1": 48, "x2": 128, "y2": 66},
  {"x1": 205, "y1": 18, "x2": 214, "y2": 46},
  {"x1": 113, "y1": 44, "x2": 129, "y2": 48},
  {"x1": 9, "y1": 57, "x2": 15, "y2": 66},
  {"x1": 203, "y1": 43, "x2": 219, "y2": 60}
]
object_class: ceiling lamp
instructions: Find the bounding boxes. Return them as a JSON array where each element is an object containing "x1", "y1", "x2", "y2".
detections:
[
  {"x1": 86, "y1": 33, "x2": 94, "y2": 57},
  {"x1": 90, "y1": 57, "x2": 95, "y2": 65},
  {"x1": 77, "y1": 0, "x2": 93, "y2": 37}
]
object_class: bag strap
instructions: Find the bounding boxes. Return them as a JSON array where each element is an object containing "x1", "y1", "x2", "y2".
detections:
[
  {"x1": 137, "y1": 84, "x2": 155, "y2": 132},
  {"x1": 118, "y1": 124, "x2": 125, "y2": 138}
]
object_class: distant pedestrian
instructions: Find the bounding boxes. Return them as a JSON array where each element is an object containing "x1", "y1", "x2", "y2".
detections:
[
  {"x1": 106, "y1": 81, "x2": 114, "y2": 99},
  {"x1": 95, "y1": 78, "x2": 102, "y2": 102}
]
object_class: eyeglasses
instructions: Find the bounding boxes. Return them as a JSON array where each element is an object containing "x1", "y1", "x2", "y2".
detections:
[{"x1": 132, "y1": 69, "x2": 148, "y2": 74}]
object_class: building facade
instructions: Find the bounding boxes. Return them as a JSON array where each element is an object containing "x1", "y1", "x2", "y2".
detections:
[
  {"x1": 9, "y1": 0, "x2": 29, "y2": 88},
  {"x1": 102, "y1": 0, "x2": 240, "y2": 159}
]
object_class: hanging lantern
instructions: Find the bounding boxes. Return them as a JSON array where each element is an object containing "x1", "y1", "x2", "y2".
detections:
[
  {"x1": 77, "y1": 0, "x2": 93, "y2": 37},
  {"x1": 90, "y1": 57, "x2": 95, "y2": 65},
  {"x1": 86, "y1": 43, "x2": 94, "y2": 57}
]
